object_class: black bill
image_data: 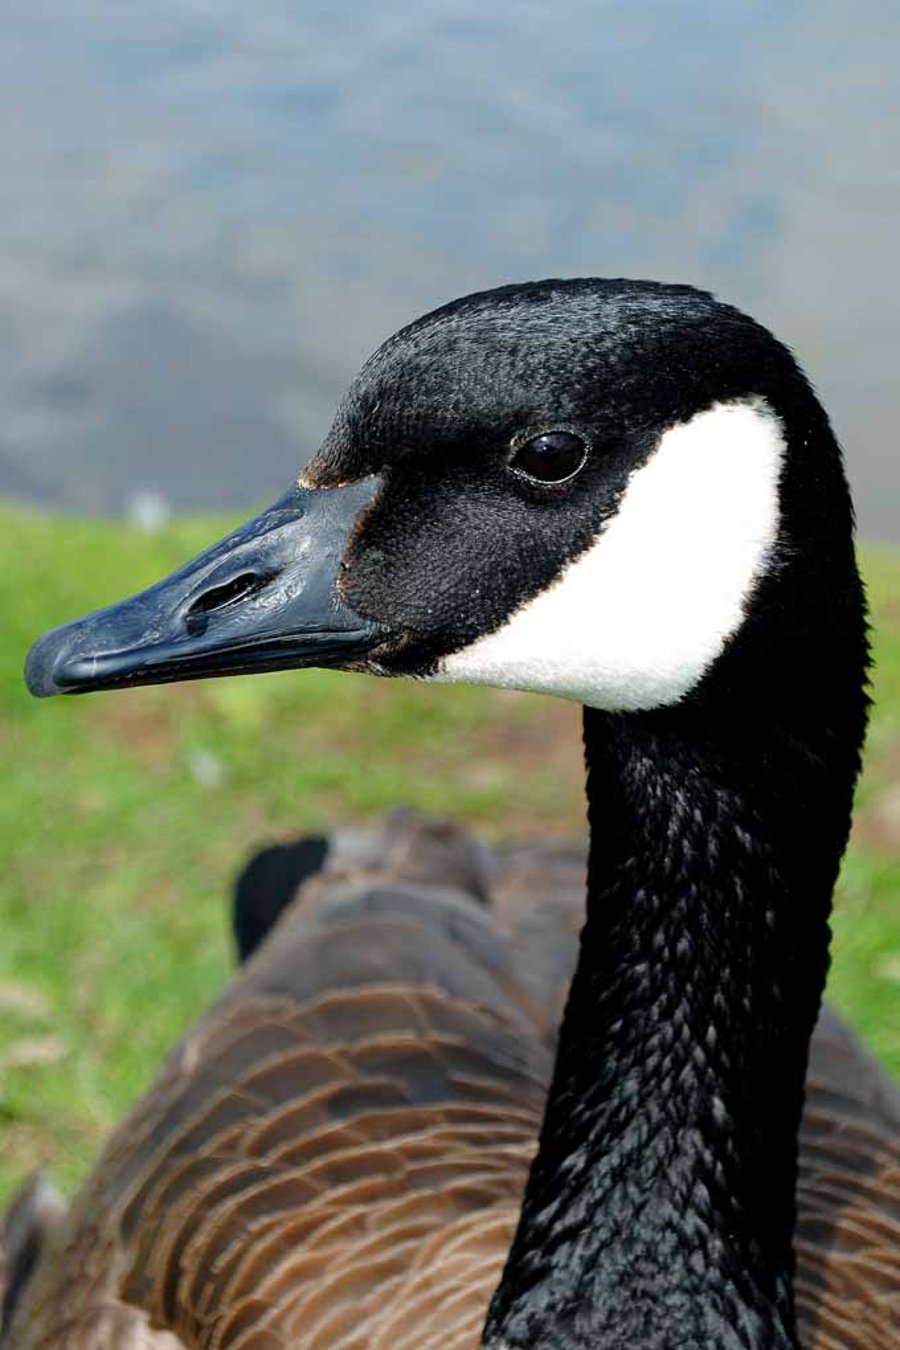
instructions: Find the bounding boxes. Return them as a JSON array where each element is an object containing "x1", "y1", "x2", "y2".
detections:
[{"x1": 25, "y1": 479, "x2": 391, "y2": 697}]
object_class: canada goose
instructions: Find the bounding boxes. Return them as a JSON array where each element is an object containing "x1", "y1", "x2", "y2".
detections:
[{"x1": 9, "y1": 278, "x2": 900, "y2": 1348}]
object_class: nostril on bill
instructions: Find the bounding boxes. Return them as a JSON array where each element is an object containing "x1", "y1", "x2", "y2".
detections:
[{"x1": 184, "y1": 571, "x2": 273, "y2": 636}]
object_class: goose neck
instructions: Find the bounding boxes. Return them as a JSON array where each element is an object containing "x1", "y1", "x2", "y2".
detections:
[{"x1": 487, "y1": 700, "x2": 859, "y2": 1350}]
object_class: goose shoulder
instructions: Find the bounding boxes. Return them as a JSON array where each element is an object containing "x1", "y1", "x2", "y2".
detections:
[
  {"x1": 1, "y1": 812, "x2": 561, "y2": 1350},
  {"x1": 796, "y1": 1006, "x2": 900, "y2": 1345}
]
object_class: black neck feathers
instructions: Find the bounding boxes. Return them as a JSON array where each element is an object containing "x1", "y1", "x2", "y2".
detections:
[{"x1": 486, "y1": 507, "x2": 868, "y2": 1348}]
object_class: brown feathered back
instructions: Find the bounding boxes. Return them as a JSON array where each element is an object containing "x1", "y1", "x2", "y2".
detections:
[{"x1": 2, "y1": 811, "x2": 898, "y2": 1348}]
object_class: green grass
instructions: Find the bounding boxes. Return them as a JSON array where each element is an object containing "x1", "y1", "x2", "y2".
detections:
[{"x1": 0, "y1": 503, "x2": 898, "y2": 1205}]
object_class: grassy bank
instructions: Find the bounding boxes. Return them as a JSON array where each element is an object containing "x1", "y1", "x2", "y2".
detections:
[{"x1": 1, "y1": 503, "x2": 898, "y2": 1205}]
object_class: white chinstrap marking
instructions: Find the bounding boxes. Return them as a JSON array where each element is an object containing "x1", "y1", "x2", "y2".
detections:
[{"x1": 434, "y1": 398, "x2": 784, "y2": 712}]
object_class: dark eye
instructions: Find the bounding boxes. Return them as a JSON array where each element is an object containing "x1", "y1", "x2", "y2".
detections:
[{"x1": 508, "y1": 430, "x2": 588, "y2": 484}]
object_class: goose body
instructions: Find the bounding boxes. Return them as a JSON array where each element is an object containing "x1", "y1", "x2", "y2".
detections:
[
  {"x1": 4, "y1": 814, "x2": 897, "y2": 1348},
  {"x1": 7, "y1": 278, "x2": 899, "y2": 1347},
  {"x1": 2, "y1": 814, "x2": 577, "y2": 1349}
]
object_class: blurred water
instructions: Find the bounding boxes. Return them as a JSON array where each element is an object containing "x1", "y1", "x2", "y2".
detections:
[{"x1": 0, "y1": 1, "x2": 897, "y2": 538}]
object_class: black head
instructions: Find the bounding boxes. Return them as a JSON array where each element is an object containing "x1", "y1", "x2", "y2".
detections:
[{"x1": 25, "y1": 278, "x2": 865, "y2": 742}]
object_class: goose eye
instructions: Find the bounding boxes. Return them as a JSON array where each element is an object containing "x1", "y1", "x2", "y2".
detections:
[{"x1": 508, "y1": 430, "x2": 588, "y2": 484}]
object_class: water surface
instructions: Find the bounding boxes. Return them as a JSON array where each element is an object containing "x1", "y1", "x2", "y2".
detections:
[{"x1": 1, "y1": 1, "x2": 897, "y2": 537}]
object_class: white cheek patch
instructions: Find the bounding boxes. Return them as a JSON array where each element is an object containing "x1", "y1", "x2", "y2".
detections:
[{"x1": 433, "y1": 398, "x2": 784, "y2": 712}]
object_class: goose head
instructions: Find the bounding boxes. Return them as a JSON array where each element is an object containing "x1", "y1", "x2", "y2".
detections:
[{"x1": 25, "y1": 278, "x2": 864, "y2": 725}]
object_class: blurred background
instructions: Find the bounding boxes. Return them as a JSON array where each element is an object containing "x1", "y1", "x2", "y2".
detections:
[
  {"x1": 1, "y1": 1, "x2": 898, "y2": 1202},
  {"x1": 2, "y1": 0, "x2": 899, "y2": 536}
]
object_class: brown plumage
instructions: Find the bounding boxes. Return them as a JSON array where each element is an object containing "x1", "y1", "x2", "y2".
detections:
[{"x1": 2, "y1": 811, "x2": 897, "y2": 1349}]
